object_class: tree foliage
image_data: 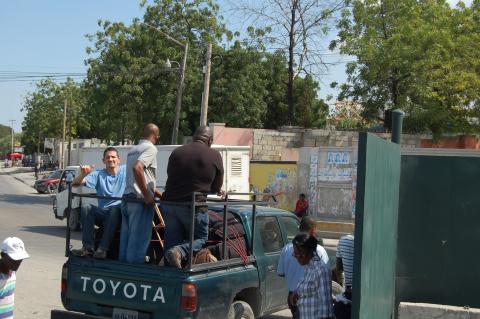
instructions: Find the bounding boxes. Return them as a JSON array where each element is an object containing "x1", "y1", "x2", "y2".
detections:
[
  {"x1": 332, "y1": 0, "x2": 480, "y2": 136},
  {"x1": 21, "y1": 0, "x2": 329, "y2": 150},
  {"x1": 21, "y1": 79, "x2": 89, "y2": 153},
  {"x1": 233, "y1": 0, "x2": 348, "y2": 125}
]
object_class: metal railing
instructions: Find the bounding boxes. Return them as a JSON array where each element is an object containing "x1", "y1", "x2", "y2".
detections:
[{"x1": 64, "y1": 175, "x2": 271, "y2": 270}]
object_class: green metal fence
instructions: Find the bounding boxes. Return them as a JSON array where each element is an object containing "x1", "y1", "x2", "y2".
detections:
[
  {"x1": 353, "y1": 133, "x2": 401, "y2": 319},
  {"x1": 396, "y1": 154, "x2": 480, "y2": 311}
]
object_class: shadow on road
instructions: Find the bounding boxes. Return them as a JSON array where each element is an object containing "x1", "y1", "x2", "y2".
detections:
[
  {"x1": 0, "y1": 193, "x2": 53, "y2": 206},
  {"x1": 20, "y1": 225, "x2": 81, "y2": 240}
]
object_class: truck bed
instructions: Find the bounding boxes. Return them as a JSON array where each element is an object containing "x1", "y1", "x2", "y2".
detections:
[{"x1": 62, "y1": 255, "x2": 260, "y2": 319}]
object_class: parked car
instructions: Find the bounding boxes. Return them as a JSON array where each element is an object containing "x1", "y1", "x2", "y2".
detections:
[
  {"x1": 35, "y1": 167, "x2": 78, "y2": 194},
  {"x1": 34, "y1": 170, "x2": 63, "y2": 194}
]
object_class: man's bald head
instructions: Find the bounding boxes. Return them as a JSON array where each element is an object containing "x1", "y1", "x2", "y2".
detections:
[
  {"x1": 192, "y1": 126, "x2": 213, "y2": 147},
  {"x1": 143, "y1": 123, "x2": 160, "y2": 143}
]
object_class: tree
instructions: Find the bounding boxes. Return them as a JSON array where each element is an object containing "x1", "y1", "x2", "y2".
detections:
[
  {"x1": 84, "y1": 0, "x2": 330, "y2": 138},
  {"x1": 331, "y1": 0, "x2": 480, "y2": 136},
  {"x1": 21, "y1": 79, "x2": 89, "y2": 154},
  {"x1": 85, "y1": 0, "x2": 230, "y2": 144},
  {"x1": 0, "y1": 124, "x2": 19, "y2": 155},
  {"x1": 234, "y1": 0, "x2": 348, "y2": 125}
]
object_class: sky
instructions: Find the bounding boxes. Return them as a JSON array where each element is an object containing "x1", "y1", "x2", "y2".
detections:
[{"x1": 0, "y1": 0, "x2": 469, "y2": 133}]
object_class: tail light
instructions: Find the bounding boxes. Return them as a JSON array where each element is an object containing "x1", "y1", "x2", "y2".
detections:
[
  {"x1": 181, "y1": 282, "x2": 197, "y2": 312},
  {"x1": 61, "y1": 263, "x2": 68, "y2": 295}
]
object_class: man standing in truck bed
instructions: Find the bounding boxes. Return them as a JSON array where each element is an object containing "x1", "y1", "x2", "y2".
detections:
[
  {"x1": 119, "y1": 123, "x2": 161, "y2": 264},
  {"x1": 161, "y1": 126, "x2": 224, "y2": 268}
]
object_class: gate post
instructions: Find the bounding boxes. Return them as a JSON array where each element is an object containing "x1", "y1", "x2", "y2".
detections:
[{"x1": 391, "y1": 109, "x2": 405, "y2": 144}]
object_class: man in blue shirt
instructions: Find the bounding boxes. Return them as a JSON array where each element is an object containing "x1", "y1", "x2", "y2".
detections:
[
  {"x1": 71, "y1": 147, "x2": 126, "y2": 259},
  {"x1": 277, "y1": 216, "x2": 329, "y2": 319}
]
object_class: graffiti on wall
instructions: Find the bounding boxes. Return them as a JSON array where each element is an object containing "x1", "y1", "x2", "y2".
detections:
[
  {"x1": 250, "y1": 163, "x2": 298, "y2": 211},
  {"x1": 302, "y1": 149, "x2": 357, "y2": 220}
]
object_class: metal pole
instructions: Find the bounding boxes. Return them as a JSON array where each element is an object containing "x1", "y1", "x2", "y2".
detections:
[
  {"x1": 8, "y1": 120, "x2": 15, "y2": 155},
  {"x1": 171, "y1": 42, "x2": 189, "y2": 145},
  {"x1": 200, "y1": 43, "x2": 212, "y2": 126},
  {"x1": 188, "y1": 192, "x2": 195, "y2": 270},
  {"x1": 65, "y1": 175, "x2": 73, "y2": 257},
  {"x1": 251, "y1": 194, "x2": 257, "y2": 255},
  {"x1": 391, "y1": 109, "x2": 405, "y2": 145},
  {"x1": 222, "y1": 194, "x2": 229, "y2": 260},
  {"x1": 61, "y1": 99, "x2": 67, "y2": 169}
]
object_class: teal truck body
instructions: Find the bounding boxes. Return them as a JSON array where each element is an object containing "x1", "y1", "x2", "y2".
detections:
[{"x1": 53, "y1": 205, "x2": 306, "y2": 319}]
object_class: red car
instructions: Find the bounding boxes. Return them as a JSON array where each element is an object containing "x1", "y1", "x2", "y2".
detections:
[{"x1": 34, "y1": 170, "x2": 63, "y2": 194}]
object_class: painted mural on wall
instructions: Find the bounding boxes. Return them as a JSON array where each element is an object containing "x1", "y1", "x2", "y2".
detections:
[{"x1": 250, "y1": 162, "x2": 298, "y2": 211}]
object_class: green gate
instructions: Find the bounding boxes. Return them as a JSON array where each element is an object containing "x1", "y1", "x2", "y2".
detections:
[
  {"x1": 352, "y1": 132, "x2": 401, "y2": 319},
  {"x1": 396, "y1": 154, "x2": 480, "y2": 309}
]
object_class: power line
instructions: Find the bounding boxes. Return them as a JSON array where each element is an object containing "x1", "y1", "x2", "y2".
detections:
[{"x1": 0, "y1": 70, "x2": 86, "y2": 83}]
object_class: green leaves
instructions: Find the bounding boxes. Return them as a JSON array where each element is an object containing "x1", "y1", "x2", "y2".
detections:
[
  {"x1": 334, "y1": 0, "x2": 480, "y2": 135},
  {"x1": 22, "y1": 0, "x2": 329, "y2": 148},
  {"x1": 20, "y1": 79, "x2": 89, "y2": 153}
]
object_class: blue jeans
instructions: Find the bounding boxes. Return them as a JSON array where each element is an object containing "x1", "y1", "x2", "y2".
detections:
[
  {"x1": 161, "y1": 203, "x2": 209, "y2": 262},
  {"x1": 81, "y1": 203, "x2": 121, "y2": 251},
  {"x1": 119, "y1": 194, "x2": 154, "y2": 263}
]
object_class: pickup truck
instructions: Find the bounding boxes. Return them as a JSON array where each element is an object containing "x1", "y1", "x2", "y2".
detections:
[{"x1": 52, "y1": 194, "x2": 330, "y2": 319}]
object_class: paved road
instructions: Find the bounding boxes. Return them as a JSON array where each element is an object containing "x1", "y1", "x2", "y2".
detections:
[
  {"x1": 0, "y1": 170, "x2": 82, "y2": 318},
  {"x1": 0, "y1": 170, "x2": 290, "y2": 318}
]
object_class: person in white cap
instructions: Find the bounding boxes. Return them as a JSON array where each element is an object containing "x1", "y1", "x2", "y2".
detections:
[{"x1": 0, "y1": 237, "x2": 29, "y2": 319}]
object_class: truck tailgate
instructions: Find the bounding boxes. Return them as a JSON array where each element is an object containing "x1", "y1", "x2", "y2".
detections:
[{"x1": 63, "y1": 257, "x2": 188, "y2": 319}]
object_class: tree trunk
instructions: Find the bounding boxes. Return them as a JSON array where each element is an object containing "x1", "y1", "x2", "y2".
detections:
[{"x1": 287, "y1": 0, "x2": 298, "y2": 126}]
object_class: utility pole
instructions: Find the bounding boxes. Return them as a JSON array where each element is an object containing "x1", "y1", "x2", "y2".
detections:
[
  {"x1": 200, "y1": 43, "x2": 212, "y2": 127},
  {"x1": 171, "y1": 41, "x2": 189, "y2": 145},
  {"x1": 8, "y1": 120, "x2": 15, "y2": 154},
  {"x1": 67, "y1": 92, "x2": 73, "y2": 166},
  {"x1": 61, "y1": 98, "x2": 67, "y2": 169},
  {"x1": 142, "y1": 23, "x2": 188, "y2": 145}
]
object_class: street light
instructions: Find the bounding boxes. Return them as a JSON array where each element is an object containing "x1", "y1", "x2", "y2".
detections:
[{"x1": 143, "y1": 23, "x2": 188, "y2": 145}]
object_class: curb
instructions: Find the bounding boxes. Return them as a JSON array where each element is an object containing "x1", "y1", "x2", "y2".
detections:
[{"x1": 317, "y1": 220, "x2": 354, "y2": 239}]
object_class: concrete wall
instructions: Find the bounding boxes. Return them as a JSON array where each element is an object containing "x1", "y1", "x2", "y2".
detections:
[
  {"x1": 298, "y1": 147, "x2": 357, "y2": 220},
  {"x1": 398, "y1": 302, "x2": 480, "y2": 319},
  {"x1": 420, "y1": 134, "x2": 480, "y2": 149},
  {"x1": 252, "y1": 129, "x2": 302, "y2": 161}
]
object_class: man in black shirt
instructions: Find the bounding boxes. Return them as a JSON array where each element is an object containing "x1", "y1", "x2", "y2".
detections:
[{"x1": 161, "y1": 126, "x2": 224, "y2": 268}]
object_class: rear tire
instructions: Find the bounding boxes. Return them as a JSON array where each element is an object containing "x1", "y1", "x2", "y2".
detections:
[
  {"x1": 67, "y1": 208, "x2": 81, "y2": 231},
  {"x1": 228, "y1": 300, "x2": 254, "y2": 319}
]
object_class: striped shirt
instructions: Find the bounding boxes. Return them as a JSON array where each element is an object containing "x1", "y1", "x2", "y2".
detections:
[
  {"x1": 296, "y1": 256, "x2": 333, "y2": 319},
  {"x1": 337, "y1": 234, "x2": 354, "y2": 287},
  {"x1": 0, "y1": 272, "x2": 16, "y2": 319}
]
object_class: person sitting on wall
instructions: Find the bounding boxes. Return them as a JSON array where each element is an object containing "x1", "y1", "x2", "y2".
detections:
[
  {"x1": 294, "y1": 193, "x2": 309, "y2": 218},
  {"x1": 71, "y1": 147, "x2": 126, "y2": 259}
]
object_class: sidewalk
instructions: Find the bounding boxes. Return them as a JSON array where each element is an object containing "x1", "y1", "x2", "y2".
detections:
[
  {"x1": 0, "y1": 166, "x2": 43, "y2": 188},
  {"x1": 317, "y1": 219, "x2": 355, "y2": 240}
]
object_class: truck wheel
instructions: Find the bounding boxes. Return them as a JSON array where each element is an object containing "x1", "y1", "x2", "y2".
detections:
[
  {"x1": 67, "y1": 209, "x2": 81, "y2": 231},
  {"x1": 228, "y1": 300, "x2": 254, "y2": 319}
]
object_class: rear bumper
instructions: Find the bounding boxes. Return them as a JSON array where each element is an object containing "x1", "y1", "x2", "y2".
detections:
[{"x1": 51, "y1": 310, "x2": 108, "y2": 319}]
